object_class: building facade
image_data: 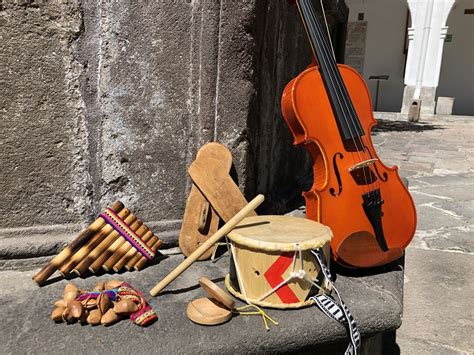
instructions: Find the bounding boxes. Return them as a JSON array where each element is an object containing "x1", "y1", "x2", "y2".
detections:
[{"x1": 345, "y1": 0, "x2": 473, "y2": 116}]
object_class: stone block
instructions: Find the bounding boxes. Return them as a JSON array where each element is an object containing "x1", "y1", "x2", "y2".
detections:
[
  {"x1": 401, "y1": 86, "x2": 435, "y2": 115},
  {"x1": 398, "y1": 248, "x2": 474, "y2": 353},
  {"x1": 0, "y1": 252, "x2": 405, "y2": 354},
  {"x1": 436, "y1": 97, "x2": 455, "y2": 115},
  {"x1": 407, "y1": 99, "x2": 422, "y2": 122},
  {"x1": 2, "y1": 0, "x2": 350, "y2": 259},
  {"x1": 95, "y1": 0, "x2": 196, "y2": 223},
  {"x1": 345, "y1": 21, "x2": 367, "y2": 74},
  {"x1": 0, "y1": 1, "x2": 88, "y2": 230}
]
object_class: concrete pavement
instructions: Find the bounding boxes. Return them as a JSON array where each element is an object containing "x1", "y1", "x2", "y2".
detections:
[{"x1": 373, "y1": 113, "x2": 474, "y2": 354}]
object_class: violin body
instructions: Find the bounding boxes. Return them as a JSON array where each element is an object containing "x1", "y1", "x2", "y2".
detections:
[{"x1": 282, "y1": 64, "x2": 417, "y2": 268}]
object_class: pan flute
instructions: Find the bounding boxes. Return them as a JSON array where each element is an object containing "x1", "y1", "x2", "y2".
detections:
[{"x1": 32, "y1": 201, "x2": 163, "y2": 286}]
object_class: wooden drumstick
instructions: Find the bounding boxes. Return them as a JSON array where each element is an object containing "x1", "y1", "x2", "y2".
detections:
[
  {"x1": 149, "y1": 194, "x2": 264, "y2": 297},
  {"x1": 101, "y1": 224, "x2": 149, "y2": 271},
  {"x1": 89, "y1": 220, "x2": 143, "y2": 273},
  {"x1": 125, "y1": 234, "x2": 159, "y2": 271},
  {"x1": 72, "y1": 213, "x2": 138, "y2": 276},
  {"x1": 134, "y1": 238, "x2": 163, "y2": 271},
  {"x1": 112, "y1": 230, "x2": 154, "y2": 272},
  {"x1": 32, "y1": 201, "x2": 124, "y2": 285},
  {"x1": 58, "y1": 208, "x2": 131, "y2": 276}
]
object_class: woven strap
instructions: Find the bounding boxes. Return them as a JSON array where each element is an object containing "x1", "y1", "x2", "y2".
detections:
[
  {"x1": 311, "y1": 250, "x2": 361, "y2": 355},
  {"x1": 100, "y1": 208, "x2": 155, "y2": 260}
]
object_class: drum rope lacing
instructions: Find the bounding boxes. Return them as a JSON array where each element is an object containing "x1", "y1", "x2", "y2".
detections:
[
  {"x1": 229, "y1": 242, "x2": 279, "y2": 330},
  {"x1": 230, "y1": 241, "x2": 360, "y2": 352},
  {"x1": 256, "y1": 244, "x2": 328, "y2": 302},
  {"x1": 210, "y1": 237, "x2": 232, "y2": 263}
]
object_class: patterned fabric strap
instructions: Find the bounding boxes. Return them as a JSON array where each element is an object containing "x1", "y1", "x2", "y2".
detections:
[
  {"x1": 311, "y1": 250, "x2": 361, "y2": 355},
  {"x1": 100, "y1": 208, "x2": 155, "y2": 260},
  {"x1": 118, "y1": 282, "x2": 158, "y2": 327}
]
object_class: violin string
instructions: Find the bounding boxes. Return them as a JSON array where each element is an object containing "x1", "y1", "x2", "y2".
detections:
[
  {"x1": 311, "y1": 0, "x2": 367, "y2": 142},
  {"x1": 311, "y1": 0, "x2": 381, "y2": 195},
  {"x1": 319, "y1": 0, "x2": 336, "y2": 60},
  {"x1": 298, "y1": 0, "x2": 366, "y2": 196},
  {"x1": 306, "y1": 1, "x2": 362, "y2": 139},
  {"x1": 309, "y1": 0, "x2": 372, "y2": 195},
  {"x1": 306, "y1": 0, "x2": 379, "y2": 195},
  {"x1": 301, "y1": 1, "x2": 358, "y2": 148},
  {"x1": 301, "y1": 0, "x2": 372, "y2": 195},
  {"x1": 306, "y1": 0, "x2": 368, "y2": 156},
  {"x1": 315, "y1": 0, "x2": 380, "y2": 194}
]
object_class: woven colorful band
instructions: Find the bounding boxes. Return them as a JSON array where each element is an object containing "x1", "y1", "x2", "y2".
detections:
[
  {"x1": 76, "y1": 282, "x2": 157, "y2": 327},
  {"x1": 100, "y1": 208, "x2": 155, "y2": 260}
]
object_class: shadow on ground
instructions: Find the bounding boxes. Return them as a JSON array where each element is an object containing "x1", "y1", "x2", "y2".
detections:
[{"x1": 372, "y1": 119, "x2": 443, "y2": 134}]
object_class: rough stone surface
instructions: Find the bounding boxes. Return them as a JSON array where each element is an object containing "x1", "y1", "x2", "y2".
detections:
[
  {"x1": 371, "y1": 114, "x2": 474, "y2": 354},
  {"x1": 371, "y1": 115, "x2": 473, "y2": 255},
  {"x1": 397, "y1": 248, "x2": 473, "y2": 354},
  {"x1": 1, "y1": 0, "x2": 348, "y2": 257},
  {"x1": 0, "y1": 1, "x2": 89, "y2": 228},
  {"x1": 0, "y1": 250, "x2": 403, "y2": 354},
  {"x1": 436, "y1": 96, "x2": 455, "y2": 115},
  {"x1": 344, "y1": 21, "x2": 367, "y2": 74},
  {"x1": 401, "y1": 85, "x2": 436, "y2": 114}
]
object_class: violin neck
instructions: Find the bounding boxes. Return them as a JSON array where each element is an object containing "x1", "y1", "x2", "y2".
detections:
[{"x1": 296, "y1": 0, "x2": 365, "y2": 140}]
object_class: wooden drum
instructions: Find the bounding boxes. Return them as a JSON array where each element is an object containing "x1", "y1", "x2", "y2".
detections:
[{"x1": 225, "y1": 215, "x2": 333, "y2": 309}]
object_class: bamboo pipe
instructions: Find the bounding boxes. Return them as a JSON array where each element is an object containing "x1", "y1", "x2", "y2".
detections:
[
  {"x1": 134, "y1": 238, "x2": 163, "y2": 271},
  {"x1": 149, "y1": 194, "x2": 264, "y2": 297},
  {"x1": 58, "y1": 208, "x2": 131, "y2": 276},
  {"x1": 88, "y1": 219, "x2": 143, "y2": 273},
  {"x1": 101, "y1": 224, "x2": 149, "y2": 271},
  {"x1": 32, "y1": 201, "x2": 124, "y2": 285},
  {"x1": 72, "y1": 213, "x2": 138, "y2": 276},
  {"x1": 131, "y1": 235, "x2": 161, "y2": 271},
  {"x1": 112, "y1": 230, "x2": 154, "y2": 272},
  {"x1": 126, "y1": 235, "x2": 159, "y2": 271}
]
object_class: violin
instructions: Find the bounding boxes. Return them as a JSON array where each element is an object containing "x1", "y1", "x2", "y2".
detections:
[{"x1": 281, "y1": 0, "x2": 417, "y2": 268}]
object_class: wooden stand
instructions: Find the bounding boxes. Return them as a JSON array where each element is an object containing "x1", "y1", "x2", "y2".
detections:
[
  {"x1": 179, "y1": 142, "x2": 258, "y2": 261},
  {"x1": 179, "y1": 143, "x2": 233, "y2": 260}
]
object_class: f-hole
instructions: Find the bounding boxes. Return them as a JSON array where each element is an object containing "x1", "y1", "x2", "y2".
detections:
[{"x1": 330, "y1": 153, "x2": 344, "y2": 196}]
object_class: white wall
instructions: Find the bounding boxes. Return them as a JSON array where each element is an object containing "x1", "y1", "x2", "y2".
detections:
[
  {"x1": 345, "y1": 0, "x2": 408, "y2": 112},
  {"x1": 437, "y1": 0, "x2": 474, "y2": 115}
]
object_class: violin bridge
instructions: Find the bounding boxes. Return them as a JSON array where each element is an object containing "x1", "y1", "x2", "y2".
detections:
[{"x1": 348, "y1": 159, "x2": 378, "y2": 172}]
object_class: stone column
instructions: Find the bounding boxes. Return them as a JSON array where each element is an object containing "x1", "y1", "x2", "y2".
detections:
[{"x1": 401, "y1": 0, "x2": 454, "y2": 114}]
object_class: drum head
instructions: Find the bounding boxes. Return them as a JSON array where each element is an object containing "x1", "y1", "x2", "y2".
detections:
[{"x1": 228, "y1": 215, "x2": 332, "y2": 252}]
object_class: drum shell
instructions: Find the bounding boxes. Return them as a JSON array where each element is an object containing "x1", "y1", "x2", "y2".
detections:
[{"x1": 226, "y1": 241, "x2": 331, "y2": 309}]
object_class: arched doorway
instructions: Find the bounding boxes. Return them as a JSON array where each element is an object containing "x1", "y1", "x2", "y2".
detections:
[{"x1": 437, "y1": 0, "x2": 474, "y2": 116}]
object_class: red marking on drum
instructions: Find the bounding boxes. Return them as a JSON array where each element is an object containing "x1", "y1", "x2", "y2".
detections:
[{"x1": 263, "y1": 253, "x2": 300, "y2": 304}]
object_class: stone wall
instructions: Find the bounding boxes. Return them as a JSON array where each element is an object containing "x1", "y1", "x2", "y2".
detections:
[
  {"x1": 344, "y1": 21, "x2": 367, "y2": 74},
  {"x1": 0, "y1": 0, "x2": 347, "y2": 261}
]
